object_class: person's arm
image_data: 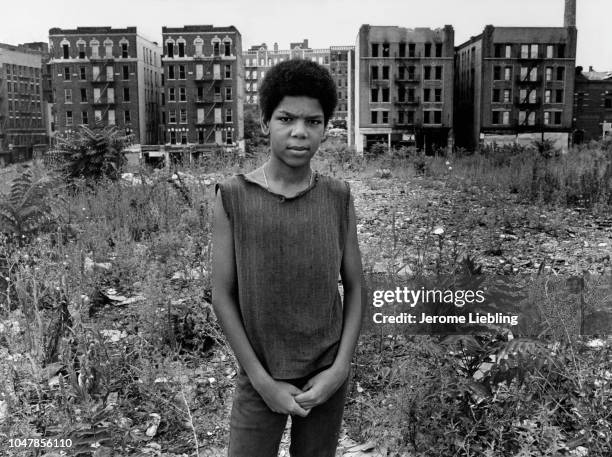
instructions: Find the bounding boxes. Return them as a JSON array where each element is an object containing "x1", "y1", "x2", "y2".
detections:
[
  {"x1": 211, "y1": 189, "x2": 310, "y2": 417},
  {"x1": 294, "y1": 194, "x2": 363, "y2": 409}
]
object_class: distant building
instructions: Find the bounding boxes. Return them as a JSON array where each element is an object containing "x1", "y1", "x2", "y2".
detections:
[
  {"x1": 354, "y1": 24, "x2": 455, "y2": 153},
  {"x1": 48, "y1": 26, "x2": 163, "y2": 145},
  {"x1": 455, "y1": 0, "x2": 577, "y2": 151},
  {"x1": 573, "y1": 66, "x2": 612, "y2": 142},
  {"x1": 21, "y1": 42, "x2": 54, "y2": 146},
  {"x1": 243, "y1": 40, "x2": 330, "y2": 106},
  {"x1": 0, "y1": 42, "x2": 48, "y2": 164},
  {"x1": 161, "y1": 25, "x2": 244, "y2": 152},
  {"x1": 329, "y1": 46, "x2": 355, "y2": 130}
]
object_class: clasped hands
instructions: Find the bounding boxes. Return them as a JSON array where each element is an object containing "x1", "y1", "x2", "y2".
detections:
[{"x1": 255, "y1": 366, "x2": 348, "y2": 418}]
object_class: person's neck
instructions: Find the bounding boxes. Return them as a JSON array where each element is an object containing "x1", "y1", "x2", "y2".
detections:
[{"x1": 265, "y1": 157, "x2": 312, "y2": 186}]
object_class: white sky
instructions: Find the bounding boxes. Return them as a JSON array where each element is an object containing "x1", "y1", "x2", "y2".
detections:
[{"x1": 2, "y1": 0, "x2": 610, "y2": 70}]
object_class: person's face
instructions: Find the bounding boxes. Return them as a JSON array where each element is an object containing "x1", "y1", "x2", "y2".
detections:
[{"x1": 261, "y1": 96, "x2": 326, "y2": 168}]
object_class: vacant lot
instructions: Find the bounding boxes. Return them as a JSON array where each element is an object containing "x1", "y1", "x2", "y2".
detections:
[{"x1": 1, "y1": 145, "x2": 611, "y2": 456}]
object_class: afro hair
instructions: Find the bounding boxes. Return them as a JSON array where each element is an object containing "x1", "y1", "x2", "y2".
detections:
[{"x1": 258, "y1": 59, "x2": 337, "y2": 127}]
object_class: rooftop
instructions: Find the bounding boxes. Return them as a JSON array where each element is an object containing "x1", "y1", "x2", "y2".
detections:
[{"x1": 582, "y1": 70, "x2": 612, "y2": 81}]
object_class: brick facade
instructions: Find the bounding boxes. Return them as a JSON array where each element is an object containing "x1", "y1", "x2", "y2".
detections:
[
  {"x1": 48, "y1": 26, "x2": 162, "y2": 145},
  {"x1": 329, "y1": 46, "x2": 355, "y2": 127},
  {"x1": 161, "y1": 25, "x2": 244, "y2": 152},
  {"x1": 0, "y1": 43, "x2": 47, "y2": 162},
  {"x1": 455, "y1": 25, "x2": 577, "y2": 150},
  {"x1": 354, "y1": 25, "x2": 455, "y2": 153},
  {"x1": 573, "y1": 68, "x2": 612, "y2": 142}
]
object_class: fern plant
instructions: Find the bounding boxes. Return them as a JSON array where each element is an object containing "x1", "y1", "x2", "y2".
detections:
[
  {"x1": 0, "y1": 168, "x2": 56, "y2": 241},
  {"x1": 54, "y1": 123, "x2": 133, "y2": 181}
]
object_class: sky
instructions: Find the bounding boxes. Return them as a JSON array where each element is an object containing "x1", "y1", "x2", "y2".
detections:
[{"x1": 2, "y1": 0, "x2": 611, "y2": 70}]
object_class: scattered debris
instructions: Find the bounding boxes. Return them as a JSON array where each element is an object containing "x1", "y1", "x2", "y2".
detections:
[
  {"x1": 100, "y1": 329, "x2": 127, "y2": 343},
  {"x1": 0, "y1": 400, "x2": 8, "y2": 423},
  {"x1": 145, "y1": 413, "x2": 162, "y2": 437},
  {"x1": 432, "y1": 226, "x2": 445, "y2": 236}
]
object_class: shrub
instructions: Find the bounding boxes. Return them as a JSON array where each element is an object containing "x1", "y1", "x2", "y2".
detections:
[
  {"x1": 533, "y1": 138, "x2": 560, "y2": 158},
  {"x1": 368, "y1": 142, "x2": 388, "y2": 157},
  {"x1": 54, "y1": 124, "x2": 133, "y2": 181},
  {"x1": 412, "y1": 150, "x2": 432, "y2": 176},
  {"x1": 0, "y1": 167, "x2": 58, "y2": 243}
]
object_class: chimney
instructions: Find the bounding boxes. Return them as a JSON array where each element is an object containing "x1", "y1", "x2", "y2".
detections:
[
  {"x1": 274, "y1": 42, "x2": 278, "y2": 53},
  {"x1": 564, "y1": 0, "x2": 576, "y2": 27}
]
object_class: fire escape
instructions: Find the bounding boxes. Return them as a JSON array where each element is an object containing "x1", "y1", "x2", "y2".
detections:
[
  {"x1": 515, "y1": 49, "x2": 542, "y2": 131},
  {"x1": 391, "y1": 46, "x2": 423, "y2": 144},
  {"x1": 393, "y1": 62, "x2": 420, "y2": 132},
  {"x1": 194, "y1": 54, "x2": 224, "y2": 145},
  {"x1": 90, "y1": 55, "x2": 116, "y2": 126}
]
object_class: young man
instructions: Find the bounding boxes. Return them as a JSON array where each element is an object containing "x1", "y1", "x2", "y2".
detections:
[{"x1": 212, "y1": 59, "x2": 362, "y2": 457}]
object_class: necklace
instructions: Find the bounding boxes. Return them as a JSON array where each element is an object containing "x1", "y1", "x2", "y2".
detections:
[{"x1": 262, "y1": 163, "x2": 314, "y2": 194}]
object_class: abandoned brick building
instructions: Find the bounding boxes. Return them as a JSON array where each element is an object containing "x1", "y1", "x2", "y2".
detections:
[
  {"x1": 161, "y1": 25, "x2": 244, "y2": 153},
  {"x1": 329, "y1": 46, "x2": 355, "y2": 129},
  {"x1": 242, "y1": 41, "x2": 354, "y2": 129},
  {"x1": 573, "y1": 66, "x2": 612, "y2": 142},
  {"x1": 0, "y1": 42, "x2": 49, "y2": 164},
  {"x1": 353, "y1": 24, "x2": 455, "y2": 154},
  {"x1": 48, "y1": 26, "x2": 163, "y2": 145},
  {"x1": 454, "y1": 0, "x2": 578, "y2": 151}
]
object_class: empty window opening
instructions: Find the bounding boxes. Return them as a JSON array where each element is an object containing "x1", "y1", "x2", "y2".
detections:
[
  {"x1": 558, "y1": 44, "x2": 565, "y2": 58},
  {"x1": 382, "y1": 88, "x2": 389, "y2": 102},
  {"x1": 382, "y1": 43, "x2": 390, "y2": 58},
  {"x1": 556, "y1": 67, "x2": 565, "y2": 81}
]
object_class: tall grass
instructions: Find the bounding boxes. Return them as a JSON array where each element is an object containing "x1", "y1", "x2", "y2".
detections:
[{"x1": 420, "y1": 142, "x2": 612, "y2": 210}]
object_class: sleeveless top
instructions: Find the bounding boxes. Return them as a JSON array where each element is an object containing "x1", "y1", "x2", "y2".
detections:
[{"x1": 216, "y1": 172, "x2": 351, "y2": 379}]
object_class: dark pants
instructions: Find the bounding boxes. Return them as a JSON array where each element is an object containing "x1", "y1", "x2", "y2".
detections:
[{"x1": 228, "y1": 369, "x2": 348, "y2": 457}]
